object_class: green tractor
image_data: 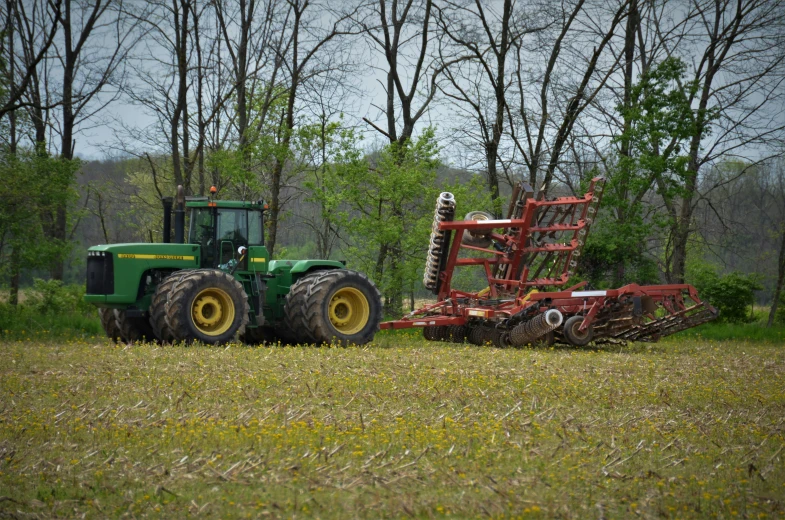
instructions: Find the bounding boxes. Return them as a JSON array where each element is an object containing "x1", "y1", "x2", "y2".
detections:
[{"x1": 84, "y1": 186, "x2": 383, "y2": 345}]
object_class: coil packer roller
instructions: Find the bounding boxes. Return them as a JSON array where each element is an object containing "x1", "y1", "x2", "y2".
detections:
[{"x1": 380, "y1": 177, "x2": 718, "y2": 346}]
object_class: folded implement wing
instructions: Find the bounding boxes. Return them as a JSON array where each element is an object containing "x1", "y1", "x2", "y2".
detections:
[{"x1": 381, "y1": 177, "x2": 718, "y2": 346}]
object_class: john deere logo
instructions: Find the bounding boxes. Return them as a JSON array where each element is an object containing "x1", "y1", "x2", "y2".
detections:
[{"x1": 117, "y1": 254, "x2": 195, "y2": 260}]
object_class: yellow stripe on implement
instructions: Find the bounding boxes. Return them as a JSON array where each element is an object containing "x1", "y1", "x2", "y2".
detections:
[
  {"x1": 116, "y1": 254, "x2": 195, "y2": 260},
  {"x1": 250, "y1": 258, "x2": 266, "y2": 263}
]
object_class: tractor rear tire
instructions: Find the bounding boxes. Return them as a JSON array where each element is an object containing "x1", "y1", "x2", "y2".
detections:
[
  {"x1": 114, "y1": 309, "x2": 158, "y2": 343},
  {"x1": 300, "y1": 269, "x2": 382, "y2": 346},
  {"x1": 165, "y1": 269, "x2": 249, "y2": 344},
  {"x1": 283, "y1": 271, "x2": 326, "y2": 345},
  {"x1": 241, "y1": 326, "x2": 279, "y2": 345},
  {"x1": 563, "y1": 315, "x2": 594, "y2": 346},
  {"x1": 99, "y1": 308, "x2": 125, "y2": 343},
  {"x1": 149, "y1": 272, "x2": 184, "y2": 343}
]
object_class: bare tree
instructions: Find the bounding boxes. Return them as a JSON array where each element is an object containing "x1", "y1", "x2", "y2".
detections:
[
  {"x1": 264, "y1": 0, "x2": 361, "y2": 256},
  {"x1": 658, "y1": 0, "x2": 785, "y2": 283},
  {"x1": 505, "y1": 0, "x2": 629, "y2": 195},
  {"x1": 213, "y1": 0, "x2": 284, "y2": 158},
  {"x1": 361, "y1": 0, "x2": 452, "y2": 145},
  {"x1": 435, "y1": 0, "x2": 545, "y2": 212},
  {"x1": 0, "y1": 0, "x2": 61, "y2": 119}
]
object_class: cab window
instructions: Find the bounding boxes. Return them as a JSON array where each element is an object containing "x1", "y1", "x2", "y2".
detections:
[
  {"x1": 248, "y1": 210, "x2": 263, "y2": 245},
  {"x1": 217, "y1": 209, "x2": 248, "y2": 245}
]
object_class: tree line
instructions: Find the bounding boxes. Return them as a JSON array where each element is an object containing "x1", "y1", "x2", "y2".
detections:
[{"x1": 1, "y1": 0, "x2": 784, "y2": 321}]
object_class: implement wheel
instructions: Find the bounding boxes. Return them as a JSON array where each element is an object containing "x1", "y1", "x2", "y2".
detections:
[
  {"x1": 301, "y1": 270, "x2": 382, "y2": 346},
  {"x1": 99, "y1": 308, "x2": 125, "y2": 343},
  {"x1": 423, "y1": 326, "x2": 439, "y2": 341},
  {"x1": 461, "y1": 211, "x2": 494, "y2": 248},
  {"x1": 165, "y1": 269, "x2": 249, "y2": 344},
  {"x1": 563, "y1": 315, "x2": 594, "y2": 346}
]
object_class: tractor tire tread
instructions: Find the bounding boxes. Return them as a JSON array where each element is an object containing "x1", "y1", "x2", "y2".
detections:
[
  {"x1": 99, "y1": 308, "x2": 125, "y2": 343},
  {"x1": 114, "y1": 309, "x2": 157, "y2": 343},
  {"x1": 301, "y1": 269, "x2": 382, "y2": 346},
  {"x1": 149, "y1": 272, "x2": 185, "y2": 343},
  {"x1": 165, "y1": 269, "x2": 249, "y2": 344},
  {"x1": 283, "y1": 271, "x2": 325, "y2": 345}
]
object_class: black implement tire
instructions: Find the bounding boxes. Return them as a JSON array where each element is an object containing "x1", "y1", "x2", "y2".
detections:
[
  {"x1": 447, "y1": 325, "x2": 466, "y2": 344},
  {"x1": 563, "y1": 315, "x2": 594, "y2": 346},
  {"x1": 99, "y1": 308, "x2": 125, "y2": 342},
  {"x1": 483, "y1": 327, "x2": 501, "y2": 347},
  {"x1": 468, "y1": 326, "x2": 485, "y2": 345},
  {"x1": 283, "y1": 271, "x2": 326, "y2": 345},
  {"x1": 300, "y1": 269, "x2": 382, "y2": 346},
  {"x1": 423, "y1": 326, "x2": 439, "y2": 341},
  {"x1": 434, "y1": 325, "x2": 449, "y2": 341},
  {"x1": 149, "y1": 272, "x2": 184, "y2": 343},
  {"x1": 114, "y1": 309, "x2": 158, "y2": 343},
  {"x1": 165, "y1": 269, "x2": 249, "y2": 344}
]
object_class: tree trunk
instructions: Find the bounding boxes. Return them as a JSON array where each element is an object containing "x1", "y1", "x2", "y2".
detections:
[
  {"x1": 53, "y1": 0, "x2": 77, "y2": 281},
  {"x1": 767, "y1": 225, "x2": 785, "y2": 327},
  {"x1": 9, "y1": 248, "x2": 20, "y2": 306},
  {"x1": 612, "y1": 0, "x2": 639, "y2": 285}
]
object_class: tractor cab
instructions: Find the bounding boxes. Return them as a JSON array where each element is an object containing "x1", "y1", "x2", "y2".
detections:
[{"x1": 185, "y1": 199, "x2": 267, "y2": 270}]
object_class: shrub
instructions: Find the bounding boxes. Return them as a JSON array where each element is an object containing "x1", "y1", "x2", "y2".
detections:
[
  {"x1": 25, "y1": 279, "x2": 94, "y2": 316},
  {"x1": 687, "y1": 262, "x2": 762, "y2": 323}
]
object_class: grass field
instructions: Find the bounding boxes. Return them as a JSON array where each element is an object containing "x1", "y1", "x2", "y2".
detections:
[{"x1": 1, "y1": 332, "x2": 784, "y2": 519}]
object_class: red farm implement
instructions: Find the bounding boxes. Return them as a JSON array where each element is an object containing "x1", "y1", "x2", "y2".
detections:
[{"x1": 380, "y1": 177, "x2": 718, "y2": 347}]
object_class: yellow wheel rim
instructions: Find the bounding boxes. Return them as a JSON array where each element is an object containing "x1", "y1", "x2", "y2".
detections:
[
  {"x1": 328, "y1": 287, "x2": 370, "y2": 335},
  {"x1": 191, "y1": 287, "x2": 235, "y2": 336}
]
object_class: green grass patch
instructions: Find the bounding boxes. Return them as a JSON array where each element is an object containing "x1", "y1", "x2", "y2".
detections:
[
  {"x1": 0, "y1": 303, "x2": 102, "y2": 340},
  {"x1": 673, "y1": 321, "x2": 785, "y2": 343},
  {"x1": 1, "y1": 337, "x2": 783, "y2": 518}
]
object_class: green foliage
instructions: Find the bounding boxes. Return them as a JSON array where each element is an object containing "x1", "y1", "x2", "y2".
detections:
[
  {"x1": 0, "y1": 281, "x2": 100, "y2": 338},
  {"x1": 0, "y1": 147, "x2": 80, "y2": 282},
  {"x1": 687, "y1": 260, "x2": 762, "y2": 323},
  {"x1": 579, "y1": 208, "x2": 660, "y2": 288},
  {"x1": 313, "y1": 128, "x2": 491, "y2": 311},
  {"x1": 24, "y1": 279, "x2": 95, "y2": 316},
  {"x1": 593, "y1": 58, "x2": 698, "y2": 286}
]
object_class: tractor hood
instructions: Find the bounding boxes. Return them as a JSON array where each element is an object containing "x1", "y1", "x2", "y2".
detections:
[
  {"x1": 85, "y1": 243, "x2": 201, "y2": 306},
  {"x1": 88, "y1": 242, "x2": 201, "y2": 262}
]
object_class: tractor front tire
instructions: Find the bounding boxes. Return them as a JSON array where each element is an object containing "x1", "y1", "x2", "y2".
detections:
[
  {"x1": 114, "y1": 309, "x2": 158, "y2": 343},
  {"x1": 563, "y1": 315, "x2": 594, "y2": 346},
  {"x1": 300, "y1": 270, "x2": 382, "y2": 346},
  {"x1": 99, "y1": 308, "x2": 125, "y2": 343},
  {"x1": 165, "y1": 269, "x2": 249, "y2": 344}
]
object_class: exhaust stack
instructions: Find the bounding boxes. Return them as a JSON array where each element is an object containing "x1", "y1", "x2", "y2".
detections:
[
  {"x1": 161, "y1": 196, "x2": 173, "y2": 243},
  {"x1": 174, "y1": 185, "x2": 185, "y2": 244}
]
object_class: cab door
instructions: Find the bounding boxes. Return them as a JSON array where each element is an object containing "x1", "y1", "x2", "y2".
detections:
[{"x1": 216, "y1": 209, "x2": 251, "y2": 271}]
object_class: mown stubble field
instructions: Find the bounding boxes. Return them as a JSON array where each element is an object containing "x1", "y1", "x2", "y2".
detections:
[{"x1": 1, "y1": 332, "x2": 784, "y2": 519}]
